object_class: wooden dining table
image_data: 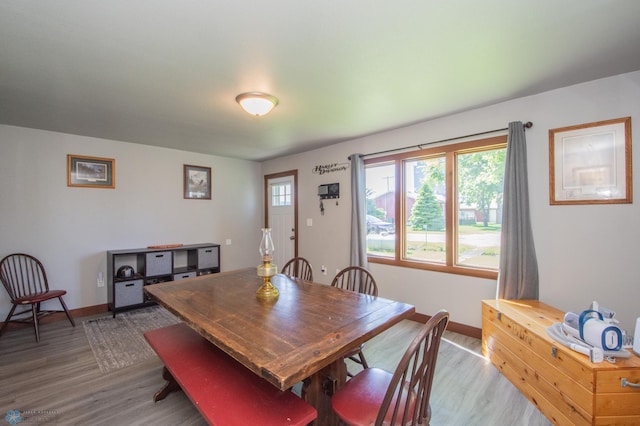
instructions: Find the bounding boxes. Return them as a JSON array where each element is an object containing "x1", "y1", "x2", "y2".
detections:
[{"x1": 144, "y1": 267, "x2": 415, "y2": 425}]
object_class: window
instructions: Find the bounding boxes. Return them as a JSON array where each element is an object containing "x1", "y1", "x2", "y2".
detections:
[
  {"x1": 365, "y1": 135, "x2": 506, "y2": 279},
  {"x1": 271, "y1": 183, "x2": 292, "y2": 206}
]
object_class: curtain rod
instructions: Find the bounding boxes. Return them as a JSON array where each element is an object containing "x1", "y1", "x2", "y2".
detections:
[{"x1": 359, "y1": 121, "x2": 533, "y2": 159}]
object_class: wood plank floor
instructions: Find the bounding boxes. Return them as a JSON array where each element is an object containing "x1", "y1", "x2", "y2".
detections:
[{"x1": 0, "y1": 312, "x2": 551, "y2": 425}]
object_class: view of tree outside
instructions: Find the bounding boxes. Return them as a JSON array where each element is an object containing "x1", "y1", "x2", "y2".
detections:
[
  {"x1": 365, "y1": 144, "x2": 505, "y2": 270},
  {"x1": 366, "y1": 188, "x2": 385, "y2": 220},
  {"x1": 455, "y1": 147, "x2": 505, "y2": 268},
  {"x1": 405, "y1": 157, "x2": 446, "y2": 263},
  {"x1": 409, "y1": 182, "x2": 444, "y2": 231},
  {"x1": 457, "y1": 149, "x2": 505, "y2": 226}
]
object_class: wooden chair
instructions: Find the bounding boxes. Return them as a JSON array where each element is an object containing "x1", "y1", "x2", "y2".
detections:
[
  {"x1": 281, "y1": 257, "x2": 313, "y2": 281},
  {"x1": 331, "y1": 266, "x2": 378, "y2": 375},
  {"x1": 332, "y1": 310, "x2": 449, "y2": 426},
  {"x1": 0, "y1": 253, "x2": 76, "y2": 342}
]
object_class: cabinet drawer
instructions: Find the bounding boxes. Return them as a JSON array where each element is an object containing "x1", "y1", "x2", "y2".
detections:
[
  {"x1": 173, "y1": 271, "x2": 197, "y2": 281},
  {"x1": 115, "y1": 279, "x2": 143, "y2": 308},
  {"x1": 146, "y1": 251, "x2": 172, "y2": 276},
  {"x1": 198, "y1": 246, "x2": 219, "y2": 269}
]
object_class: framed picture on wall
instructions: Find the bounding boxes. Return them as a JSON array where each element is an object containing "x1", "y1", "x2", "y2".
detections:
[
  {"x1": 184, "y1": 164, "x2": 212, "y2": 199},
  {"x1": 549, "y1": 117, "x2": 632, "y2": 205},
  {"x1": 67, "y1": 154, "x2": 115, "y2": 189}
]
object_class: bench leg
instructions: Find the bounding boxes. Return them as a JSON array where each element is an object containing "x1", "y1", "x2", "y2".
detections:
[{"x1": 153, "y1": 366, "x2": 182, "y2": 402}]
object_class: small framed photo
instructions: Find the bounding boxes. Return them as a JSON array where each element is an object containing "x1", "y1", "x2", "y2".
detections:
[
  {"x1": 184, "y1": 164, "x2": 211, "y2": 199},
  {"x1": 549, "y1": 117, "x2": 632, "y2": 205},
  {"x1": 67, "y1": 155, "x2": 115, "y2": 189}
]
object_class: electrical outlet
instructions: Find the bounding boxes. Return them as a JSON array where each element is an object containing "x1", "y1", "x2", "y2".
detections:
[
  {"x1": 321, "y1": 265, "x2": 327, "y2": 275},
  {"x1": 225, "y1": 239, "x2": 232, "y2": 245},
  {"x1": 97, "y1": 272, "x2": 104, "y2": 287}
]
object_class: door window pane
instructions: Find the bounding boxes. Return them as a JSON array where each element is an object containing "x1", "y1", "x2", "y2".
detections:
[{"x1": 271, "y1": 183, "x2": 292, "y2": 206}]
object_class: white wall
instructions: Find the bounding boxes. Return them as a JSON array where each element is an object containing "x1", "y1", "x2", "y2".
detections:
[
  {"x1": 2, "y1": 71, "x2": 639, "y2": 331},
  {"x1": 0, "y1": 125, "x2": 263, "y2": 317},
  {"x1": 263, "y1": 70, "x2": 640, "y2": 331}
]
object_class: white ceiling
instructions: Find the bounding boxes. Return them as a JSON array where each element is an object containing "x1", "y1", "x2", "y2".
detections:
[{"x1": 2, "y1": 1, "x2": 640, "y2": 161}]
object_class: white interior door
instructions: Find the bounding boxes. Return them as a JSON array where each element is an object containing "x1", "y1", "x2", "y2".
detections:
[{"x1": 266, "y1": 173, "x2": 297, "y2": 271}]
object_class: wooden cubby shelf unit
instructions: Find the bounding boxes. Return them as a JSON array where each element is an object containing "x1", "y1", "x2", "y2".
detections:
[{"x1": 107, "y1": 243, "x2": 220, "y2": 317}]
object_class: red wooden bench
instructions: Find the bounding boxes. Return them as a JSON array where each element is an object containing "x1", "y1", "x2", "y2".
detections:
[{"x1": 144, "y1": 323, "x2": 317, "y2": 426}]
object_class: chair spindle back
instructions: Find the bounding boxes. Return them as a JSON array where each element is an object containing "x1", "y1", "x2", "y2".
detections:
[
  {"x1": 378, "y1": 310, "x2": 449, "y2": 425},
  {"x1": 281, "y1": 257, "x2": 313, "y2": 281},
  {"x1": 0, "y1": 253, "x2": 50, "y2": 300},
  {"x1": 331, "y1": 266, "x2": 378, "y2": 296}
]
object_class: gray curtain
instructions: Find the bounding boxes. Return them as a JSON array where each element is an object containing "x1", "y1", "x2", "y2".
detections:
[
  {"x1": 497, "y1": 122, "x2": 539, "y2": 299},
  {"x1": 349, "y1": 154, "x2": 368, "y2": 268}
]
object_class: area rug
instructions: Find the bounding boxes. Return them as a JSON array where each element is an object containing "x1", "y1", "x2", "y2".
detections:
[{"x1": 83, "y1": 306, "x2": 180, "y2": 373}]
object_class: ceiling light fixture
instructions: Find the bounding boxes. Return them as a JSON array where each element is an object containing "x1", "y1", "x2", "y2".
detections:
[{"x1": 235, "y1": 92, "x2": 279, "y2": 116}]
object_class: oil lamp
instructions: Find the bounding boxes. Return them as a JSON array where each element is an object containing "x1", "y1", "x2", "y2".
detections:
[{"x1": 256, "y1": 228, "x2": 279, "y2": 299}]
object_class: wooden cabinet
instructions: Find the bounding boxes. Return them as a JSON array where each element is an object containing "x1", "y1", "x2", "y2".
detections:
[
  {"x1": 107, "y1": 243, "x2": 220, "y2": 316},
  {"x1": 482, "y1": 299, "x2": 640, "y2": 425}
]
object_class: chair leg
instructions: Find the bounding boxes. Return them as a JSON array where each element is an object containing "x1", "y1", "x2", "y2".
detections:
[
  {"x1": 58, "y1": 296, "x2": 76, "y2": 327},
  {"x1": 357, "y1": 350, "x2": 369, "y2": 369},
  {"x1": 0, "y1": 304, "x2": 18, "y2": 337},
  {"x1": 32, "y1": 304, "x2": 40, "y2": 343},
  {"x1": 346, "y1": 348, "x2": 369, "y2": 378}
]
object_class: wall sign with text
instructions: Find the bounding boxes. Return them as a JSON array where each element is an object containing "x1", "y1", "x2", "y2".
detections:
[{"x1": 312, "y1": 162, "x2": 350, "y2": 175}]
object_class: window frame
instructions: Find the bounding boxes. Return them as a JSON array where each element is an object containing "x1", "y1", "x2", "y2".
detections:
[
  {"x1": 365, "y1": 135, "x2": 507, "y2": 279},
  {"x1": 270, "y1": 182, "x2": 292, "y2": 207}
]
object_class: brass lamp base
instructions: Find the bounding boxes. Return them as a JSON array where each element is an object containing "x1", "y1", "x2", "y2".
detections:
[
  {"x1": 256, "y1": 277, "x2": 280, "y2": 300},
  {"x1": 257, "y1": 262, "x2": 279, "y2": 300}
]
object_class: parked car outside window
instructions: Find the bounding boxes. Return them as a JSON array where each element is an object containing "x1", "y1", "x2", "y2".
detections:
[{"x1": 366, "y1": 215, "x2": 395, "y2": 235}]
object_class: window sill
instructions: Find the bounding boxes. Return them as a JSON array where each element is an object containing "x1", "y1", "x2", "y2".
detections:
[{"x1": 368, "y1": 256, "x2": 498, "y2": 280}]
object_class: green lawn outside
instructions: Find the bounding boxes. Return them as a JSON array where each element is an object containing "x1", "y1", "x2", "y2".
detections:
[{"x1": 367, "y1": 222, "x2": 501, "y2": 268}]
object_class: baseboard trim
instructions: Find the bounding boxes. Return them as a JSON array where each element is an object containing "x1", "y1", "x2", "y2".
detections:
[
  {"x1": 410, "y1": 312, "x2": 481, "y2": 340},
  {"x1": 0, "y1": 304, "x2": 109, "y2": 330},
  {"x1": 2, "y1": 304, "x2": 482, "y2": 340}
]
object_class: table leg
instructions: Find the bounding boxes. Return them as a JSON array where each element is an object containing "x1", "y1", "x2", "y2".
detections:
[
  {"x1": 153, "y1": 366, "x2": 182, "y2": 402},
  {"x1": 301, "y1": 358, "x2": 347, "y2": 426}
]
